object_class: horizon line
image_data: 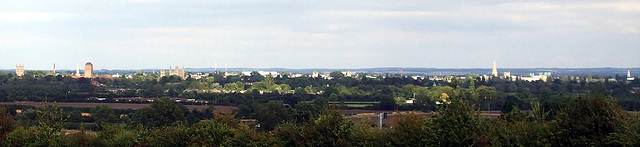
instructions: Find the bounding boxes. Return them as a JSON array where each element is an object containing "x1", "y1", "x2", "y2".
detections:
[{"x1": 2, "y1": 67, "x2": 640, "y2": 71}]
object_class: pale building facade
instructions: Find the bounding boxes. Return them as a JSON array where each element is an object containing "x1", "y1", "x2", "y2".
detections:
[
  {"x1": 84, "y1": 62, "x2": 93, "y2": 78},
  {"x1": 160, "y1": 66, "x2": 186, "y2": 78},
  {"x1": 16, "y1": 64, "x2": 24, "y2": 77}
]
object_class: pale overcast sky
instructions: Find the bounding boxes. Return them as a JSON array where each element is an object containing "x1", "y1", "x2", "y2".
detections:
[{"x1": 1, "y1": 0, "x2": 639, "y2": 70}]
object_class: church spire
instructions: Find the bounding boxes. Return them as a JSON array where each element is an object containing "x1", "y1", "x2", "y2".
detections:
[
  {"x1": 492, "y1": 60, "x2": 498, "y2": 77},
  {"x1": 75, "y1": 62, "x2": 80, "y2": 76}
]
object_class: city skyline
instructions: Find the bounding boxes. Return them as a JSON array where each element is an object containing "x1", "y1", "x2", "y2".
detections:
[{"x1": 1, "y1": 1, "x2": 639, "y2": 69}]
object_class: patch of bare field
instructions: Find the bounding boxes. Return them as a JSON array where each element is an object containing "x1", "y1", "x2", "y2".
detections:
[{"x1": 0, "y1": 101, "x2": 237, "y2": 112}]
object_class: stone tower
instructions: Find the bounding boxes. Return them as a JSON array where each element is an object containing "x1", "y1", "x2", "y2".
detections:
[
  {"x1": 16, "y1": 64, "x2": 24, "y2": 77},
  {"x1": 84, "y1": 62, "x2": 93, "y2": 78}
]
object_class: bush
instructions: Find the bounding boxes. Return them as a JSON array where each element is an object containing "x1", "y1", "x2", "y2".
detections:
[
  {"x1": 188, "y1": 120, "x2": 234, "y2": 146},
  {"x1": 391, "y1": 112, "x2": 430, "y2": 146},
  {"x1": 0, "y1": 107, "x2": 18, "y2": 142},
  {"x1": 2, "y1": 127, "x2": 36, "y2": 146}
]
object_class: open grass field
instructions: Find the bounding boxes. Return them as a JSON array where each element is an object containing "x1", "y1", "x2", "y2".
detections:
[{"x1": 0, "y1": 101, "x2": 237, "y2": 112}]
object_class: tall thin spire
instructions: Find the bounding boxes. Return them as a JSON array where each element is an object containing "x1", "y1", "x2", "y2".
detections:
[
  {"x1": 492, "y1": 60, "x2": 498, "y2": 77},
  {"x1": 53, "y1": 63, "x2": 56, "y2": 75},
  {"x1": 75, "y1": 62, "x2": 80, "y2": 76}
]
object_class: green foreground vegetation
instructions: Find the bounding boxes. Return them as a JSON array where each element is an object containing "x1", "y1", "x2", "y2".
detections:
[
  {"x1": 0, "y1": 70, "x2": 639, "y2": 146},
  {"x1": 1, "y1": 89, "x2": 640, "y2": 146}
]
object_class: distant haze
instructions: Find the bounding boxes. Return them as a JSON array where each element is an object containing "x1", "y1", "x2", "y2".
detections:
[{"x1": 1, "y1": 1, "x2": 639, "y2": 70}]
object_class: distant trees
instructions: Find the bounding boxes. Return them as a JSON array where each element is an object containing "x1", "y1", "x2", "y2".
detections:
[
  {"x1": 255, "y1": 101, "x2": 291, "y2": 131},
  {"x1": 131, "y1": 98, "x2": 185, "y2": 127},
  {"x1": 91, "y1": 105, "x2": 119, "y2": 127},
  {"x1": 0, "y1": 69, "x2": 639, "y2": 118},
  {"x1": 329, "y1": 71, "x2": 345, "y2": 79}
]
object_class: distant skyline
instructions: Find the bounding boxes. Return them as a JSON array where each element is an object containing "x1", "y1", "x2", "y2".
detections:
[{"x1": 1, "y1": 1, "x2": 639, "y2": 70}]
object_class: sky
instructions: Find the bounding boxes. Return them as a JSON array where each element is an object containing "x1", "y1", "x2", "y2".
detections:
[{"x1": 1, "y1": 0, "x2": 639, "y2": 70}]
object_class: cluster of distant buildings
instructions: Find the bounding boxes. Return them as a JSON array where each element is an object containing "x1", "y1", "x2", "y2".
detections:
[
  {"x1": 485, "y1": 60, "x2": 551, "y2": 82},
  {"x1": 15, "y1": 62, "x2": 95, "y2": 78},
  {"x1": 488, "y1": 61, "x2": 635, "y2": 83},
  {"x1": 12, "y1": 61, "x2": 636, "y2": 84}
]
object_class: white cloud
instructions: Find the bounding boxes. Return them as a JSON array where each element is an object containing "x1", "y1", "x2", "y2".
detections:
[
  {"x1": 317, "y1": 10, "x2": 446, "y2": 18},
  {"x1": 0, "y1": 12, "x2": 76, "y2": 23}
]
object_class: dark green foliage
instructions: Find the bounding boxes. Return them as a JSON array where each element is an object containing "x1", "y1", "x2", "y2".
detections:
[
  {"x1": 91, "y1": 105, "x2": 120, "y2": 130},
  {"x1": 375, "y1": 93, "x2": 397, "y2": 110},
  {"x1": 95, "y1": 125, "x2": 139, "y2": 147},
  {"x1": 3, "y1": 127, "x2": 37, "y2": 146},
  {"x1": 255, "y1": 101, "x2": 291, "y2": 131},
  {"x1": 131, "y1": 97, "x2": 186, "y2": 128},
  {"x1": 272, "y1": 122, "x2": 303, "y2": 146},
  {"x1": 330, "y1": 71, "x2": 345, "y2": 79},
  {"x1": 34, "y1": 103, "x2": 65, "y2": 146},
  {"x1": 1, "y1": 72, "x2": 640, "y2": 146},
  {"x1": 390, "y1": 112, "x2": 430, "y2": 146},
  {"x1": 148, "y1": 125, "x2": 190, "y2": 147},
  {"x1": 299, "y1": 111, "x2": 354, "y2": 147},
  {"x1": 0, "y1": 107, "x2": 17, "y2": 142},
  {"x1": 488, "y1": 106, "x2": 549, "y2": 146},
  {"x1": 188, "y1": 120, "x2": 234, "y2": 146},
  {"x1": 349, "y1": 117, "x2": 388, "y2": 146},
  {"x1": 548, "y1": 92, "x2": 632, "y2": 146},
  {"x1": 62, "y1": 126, "x2": 98, "y2": 147},
  {"x1": 428, "y1": 95, "x2": 481, "y2": 146}
]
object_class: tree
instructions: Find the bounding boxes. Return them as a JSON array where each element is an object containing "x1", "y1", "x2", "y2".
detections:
[
  {"x1": 92, "y1": 105, "x2": 120, "y2": 127},
  {"x1": 249, "y1": 71, "x2": 264, "y2": 83},
  {"x1": 549, "y1": 92, "x2": 633, "y2": 146},
  {"x1": 300, "y1": 111, "x2": 353, "y2": 146},
  {"x1": 264, "y1": 74, "x2": 275, "y2": 87},
  {"x1": 0, "y1": 107, "x2": 18, "y2": 142},
  {"x1": 255, "y1": 101, "x2": 291, "y2": 131},
  {"x1": 329, "y1": 71, "x2": 345, "y2": 79},
  {"x1": 35, "y1": 103, "x2": 65, "y2": 146},
  {"x1": 251, "y1": 82, "x2": 268, "y2": 91},
  {"x1": 133, "y1": 98, "x2": 186, "y2": 127},
  {"x1": 279, "y1": 84, "x2": 291, "y2": 93},
  {"x1": 376, "y1": 93, "x2": 397, "y2": 110},
  {"x1": 476, "y1": 85, "x2": 496, "y2": 99},
  {"x1": 391, "y1": 112, "x2": 429, "y2": 146},
  {"x1": 427, "y1": 92, "x2": 481, "y2": 146},
  {"x1": 188, "y1": 120, "x2": 233, "y2": 146}
]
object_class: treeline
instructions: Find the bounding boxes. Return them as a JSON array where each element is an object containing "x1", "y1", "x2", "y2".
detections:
[
  {"x1": 0, "y1": 71, "x2": 639, "y2": 111},
  {"x1": 1, "y1": 90, "x2": 640, "y2": 146}
]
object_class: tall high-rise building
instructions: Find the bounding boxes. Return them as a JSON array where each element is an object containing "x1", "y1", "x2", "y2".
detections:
[
  {"x1": 84, "y1": 62, "x2": 93, "y2": 78},
  {"x1": 628, "y1": 70, "x2": 635, "y2": 81},
  {"x1": 53, "y1": 63, "x2": 56, "y2": 75},
  {"x1": 492, "y1": 60, "x2": 498, "y2": 77},
  {"x1": 16, "y1": 64, "x2": 24, "y2": 77}
]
